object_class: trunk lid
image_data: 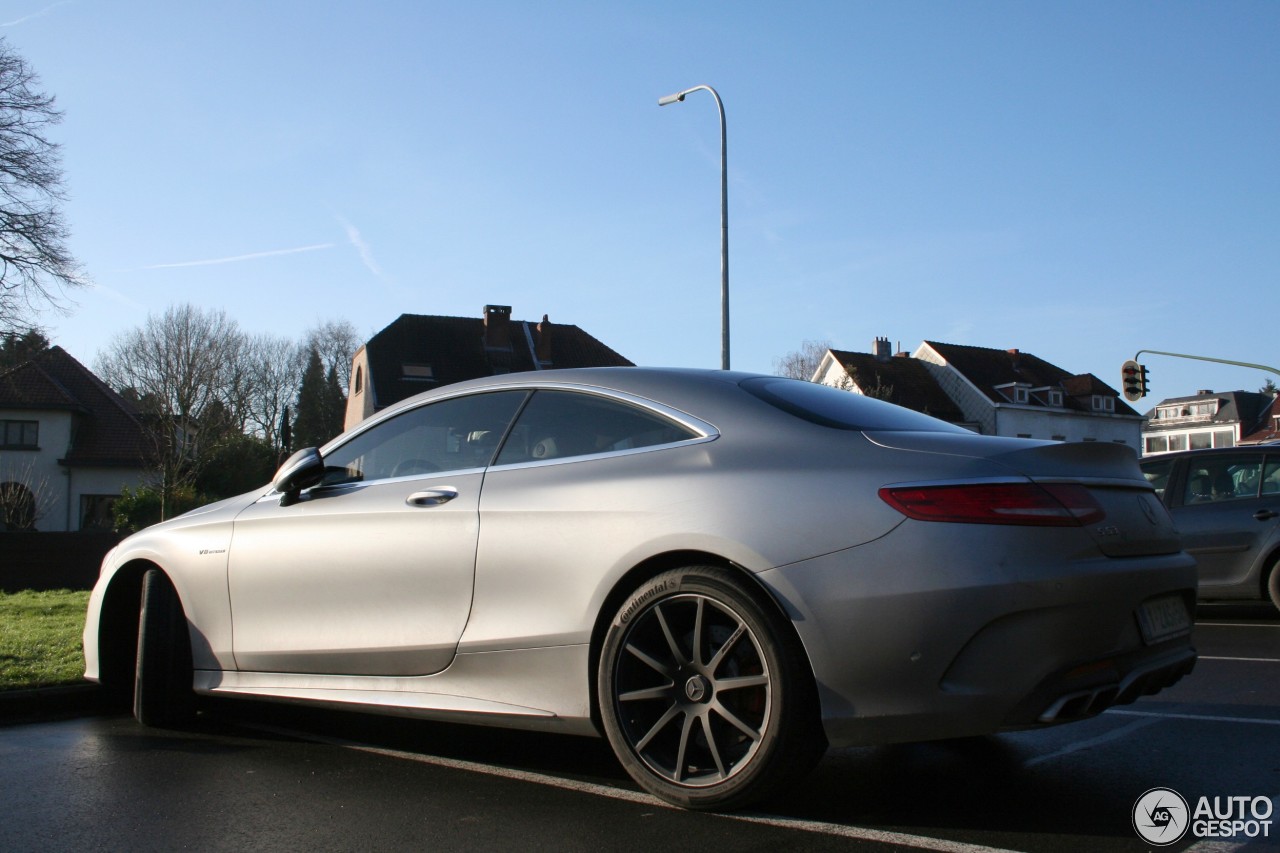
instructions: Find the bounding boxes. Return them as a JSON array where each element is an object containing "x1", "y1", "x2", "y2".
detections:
[{"x1": 865, "y1": 432, "x2": 1181, "y2": 557}]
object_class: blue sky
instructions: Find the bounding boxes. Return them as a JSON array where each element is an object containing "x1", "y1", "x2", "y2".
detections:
[{"x1": 7, "y1": 1, "x2": 1278, "y2": 406}]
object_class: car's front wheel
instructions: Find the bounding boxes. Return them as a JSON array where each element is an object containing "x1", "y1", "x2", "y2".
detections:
[
  {"x1": 598, "y1": 566, "x2": 825, "y2": 809},
  {"x1": 133, "y1": 569, "x2": 196, "y2": 727}
]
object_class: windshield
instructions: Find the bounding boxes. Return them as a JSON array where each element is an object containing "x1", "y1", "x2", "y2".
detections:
[{"x1": 740, "y1": 376, "x2": 970, "y2": 433}]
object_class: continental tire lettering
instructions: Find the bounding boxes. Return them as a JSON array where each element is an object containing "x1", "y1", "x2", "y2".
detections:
[{"x1": 620, "y1": 579, "x2": 674, "y2": 625}]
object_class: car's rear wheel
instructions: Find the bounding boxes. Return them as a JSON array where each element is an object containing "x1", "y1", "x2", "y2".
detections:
[
  {"x1": 134, "y1": 569, "x2": 196, "y2": 727},
  {"x1": 598, "y1": 566, "x2": 825, "y2": 809}
]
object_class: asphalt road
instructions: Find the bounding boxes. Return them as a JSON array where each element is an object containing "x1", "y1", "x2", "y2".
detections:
[{"x1": 1, "y1": 604, "x2": 1276, "y2": 853}]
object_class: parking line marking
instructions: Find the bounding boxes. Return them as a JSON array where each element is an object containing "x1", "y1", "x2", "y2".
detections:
[
  {"x1": 1195, "y1": 622, "x2": 1279, "y2": 628},
  {"x1": 728, "y1": 813, "x2": 1023, "y2": 853},
  {"x1": 1198, "y1": 655, "x2": 1280, "y2": 662},
  {"x1": 245, "y1": 722, "x2": 1022, "y2": 853},
  {"x1": 1108, "y1": 709, "x2": 1280, "y2": 726}
]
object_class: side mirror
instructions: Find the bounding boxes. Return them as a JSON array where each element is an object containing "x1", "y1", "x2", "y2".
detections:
[{"x1": 273, "y1": 447, "x2": 325, "y2": 506}]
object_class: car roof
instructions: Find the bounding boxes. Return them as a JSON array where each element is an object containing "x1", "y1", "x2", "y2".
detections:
[{"x1": 1141, "y1": 446, "x2": 1277, "y2": 465}]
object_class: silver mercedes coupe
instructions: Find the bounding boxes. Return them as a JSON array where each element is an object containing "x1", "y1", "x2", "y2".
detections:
[{"x1": 84, "y1": 367, "x2": 1197, "y2": 809}]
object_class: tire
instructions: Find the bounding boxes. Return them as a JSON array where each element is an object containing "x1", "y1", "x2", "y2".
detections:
[
  {"x1": 134, "y1": 569, "x2": 197, "y2": 727},
  {"x1": 597, "y1": 566, "x2": 826, "y2": 810}
]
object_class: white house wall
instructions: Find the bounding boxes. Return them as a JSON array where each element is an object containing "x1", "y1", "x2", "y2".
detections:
[
  {"x1": 1, "y1": 408, "x2": 150, "y2": 531},
  {"x1": 995, "y1": 407, "x2": 1140, "y2": 451},
  {"x1": 66, "y1": 466, "x2": 151, "y2": 531},
  {"x1": 0, "y1": 409, "x2": 72, "y2": 531}
]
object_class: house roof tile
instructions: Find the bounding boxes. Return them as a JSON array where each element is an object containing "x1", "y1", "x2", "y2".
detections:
[
  {"x1": 923, "y1": 341, "x2": 1138, "y2": 416},
  {"x1": 364, "y1": 312, "x2": 632, "y2": 411},
  {"x1": 827, "y1": 349, "x2": 966, "y2": 423},
  {"x1": 0, "y1": 346, "x2": 151, "y2": 467}
]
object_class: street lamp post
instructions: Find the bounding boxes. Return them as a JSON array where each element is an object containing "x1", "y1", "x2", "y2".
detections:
[{"x1": 659, "y1": 85, "x2": 729, "y2": 371}]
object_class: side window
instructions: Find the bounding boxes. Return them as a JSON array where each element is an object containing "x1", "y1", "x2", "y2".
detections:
[
  {"x1": 322, "y1": 391, "x2": 527, "y2": 484},
  {"x1": 1182, "y1": 454, "x2": 1262, "y2": 504},
  {"x1": 1141, "y1": 458, "x2": 1174, "y2": 503},
  {"x1": 1262, "y1": 458, "x2": 1280, "y2": 496},
  {"x1": 495, "y1": 390, "x2": 699, "y2": 466}
]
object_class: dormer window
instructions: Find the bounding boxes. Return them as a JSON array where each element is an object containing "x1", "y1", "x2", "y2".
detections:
[
  {"x1": 401, "y1": 363, "x2": 435, "y2": 381},
  {"x1": 1031, "y1": 386, "x2": 1064, "y2": 407},
  {"x1": 995, "y1": 382, "x2": 1032, "y2": 404},
  {"x1": 1092, "y1": 395, "x2": 1115, "y2": 413}
]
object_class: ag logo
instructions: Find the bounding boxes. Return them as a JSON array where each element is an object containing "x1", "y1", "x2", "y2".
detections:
[{"x1": 1133, "y1": 787, "x2": 1190, "y2": 846}]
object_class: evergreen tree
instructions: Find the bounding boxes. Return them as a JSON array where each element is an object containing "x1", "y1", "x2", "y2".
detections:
[
  {"x1": 292, "y1": 348, "x2": 345, "y2": 448},
  {"x1": 324, "y1": 364, "x2": 346, "y2": 436},
  {"x1": 0, "y1": 328, "x2": 50, "y2": 371}
]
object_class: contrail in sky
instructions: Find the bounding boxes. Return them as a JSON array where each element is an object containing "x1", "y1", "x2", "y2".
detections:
[
  {"x1": 1, "y1": 1, "x2": 74, "y2": 27},
  {"x1": 142, "y1": 243, "x2": 335, "y2": 269},
  {"x1": 336, "y1": 215, "x2": 383, "y2": 277}
]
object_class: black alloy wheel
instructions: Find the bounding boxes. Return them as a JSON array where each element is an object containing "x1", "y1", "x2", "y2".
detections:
[{"x1": 598, "y1": 566, "x2": 825, "y2": 810}]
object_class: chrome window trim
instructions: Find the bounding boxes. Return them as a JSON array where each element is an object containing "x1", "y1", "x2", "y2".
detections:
[
  {"x1": 487, "y1": 433, "x2": 719, "y2": 473},
  {"x1": 310, "y1": 381, "x2": 720, "y2": 486}
]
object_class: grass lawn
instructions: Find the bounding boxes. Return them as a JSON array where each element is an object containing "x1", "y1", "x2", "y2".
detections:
[{"x1": 0, "y1": 589, "x2": 91, "y2": 690}]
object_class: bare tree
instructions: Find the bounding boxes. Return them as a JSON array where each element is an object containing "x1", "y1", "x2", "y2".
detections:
[
  {"x1": 304, "y1": 319, "x2": 361, "y2": 396},
  {"x1": 773, "y1": 339, "x2": 832, "y2": 381},
  {"x1": 96, "y1": 304, "x2": 248, "y2": 517},
  {"x1": 0, "y1": 40, "x2": 85, "y2": 333},
  {"x1": 0, "y1": 454, "x2": 56, "y2": 530},
  {"x1": 243, "y1": 332, "x2": 304, "y2": 450}
]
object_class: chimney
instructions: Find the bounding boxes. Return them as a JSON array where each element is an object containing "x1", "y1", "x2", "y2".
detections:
[
  {"x1": 873, "y1": 336, "x2": 892, "y2": 363},
  {"x1": 535, "y1": 314, "x2": 553, "y2": 364},
  {"x1": 483, "y1": 305, "x2": 512, "y2": 350}
]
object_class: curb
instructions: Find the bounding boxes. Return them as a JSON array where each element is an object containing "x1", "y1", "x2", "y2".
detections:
[{"x1": 0, "y1": 682, "x2": 107, "y2": 724}]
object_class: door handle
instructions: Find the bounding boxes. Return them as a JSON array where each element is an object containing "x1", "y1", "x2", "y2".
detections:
[
  {"x1": 1254, "y1": 509, "x2": 1278, "y2": 521},
  {"x1": 406, "y1": 488, "x2": 458, "y2": 507}
]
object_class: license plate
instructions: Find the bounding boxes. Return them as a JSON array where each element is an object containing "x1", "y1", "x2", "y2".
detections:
[{"x1": 1137, "y1": 594, "x2": 1192, "y2": 644}]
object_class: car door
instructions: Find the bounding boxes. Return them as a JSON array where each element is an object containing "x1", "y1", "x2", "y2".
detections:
[
  {"x1": 1166, "y1": 451, "x2": 1280, "y2": 593},
  {"x1": 227, "y1": 390, "x2": 527, "y2": 676},
  {"x1": 466, "y1": 388, "x2": 713, "y2": 648}
]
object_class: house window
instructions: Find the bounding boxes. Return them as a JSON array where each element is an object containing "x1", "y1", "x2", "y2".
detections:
[
  {"x1": 0, "y1": 481, "x2": 35, "y2": 529},
  {"x1": 1190, "y1": 432, "x2": 1212, "y2": 450},
  {"x1": 1214, "y1": 430, "x2": 1235, "y2": 448},
  {"x1": 1032, "y1": 387, "x2": 1064, "y2": 407},
  {"x1": 1168, "y1": 434, "x2": 1187, "y2": 452},
  {"x1": 401, "y1": 364, "x2": 435, "y2": 381},
  {"x1": 79, "y1": 495, "x2": 118, "y2": 531},
  {"x1": 353, "y1": 366, "x2": 363, "y2": 395},
  {"x1": 1, "y1": 420, "x2": 38, "y2": 449},
  {"x1": 1146, "y1": 435, "x2": 1169, "y2": 454},
  {"x1": 1092, "y1": 396, "x2": 1114, "y2": 413},
  {"x1": 995, "y1": 383, "x2": 1031, "y2": 404}
]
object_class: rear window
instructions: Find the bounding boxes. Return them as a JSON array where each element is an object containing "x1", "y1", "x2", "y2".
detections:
[{"x1": 740, "y1": 377, "x2": 969, "y2": 433}]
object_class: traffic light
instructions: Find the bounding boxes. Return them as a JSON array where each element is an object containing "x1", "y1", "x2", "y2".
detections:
[{"x1": 1121, "y1": 359, "x2": 1149, "y2": 402}]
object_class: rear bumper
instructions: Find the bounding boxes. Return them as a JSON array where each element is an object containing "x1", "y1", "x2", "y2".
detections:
[{"x1": 758, "y1": 526, "x2": 1198, "y2": 748}]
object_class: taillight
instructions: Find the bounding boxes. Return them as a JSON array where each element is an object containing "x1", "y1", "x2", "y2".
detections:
[{"x1": 878, "y1": 482, "x2": 1105, "y2": 527}]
